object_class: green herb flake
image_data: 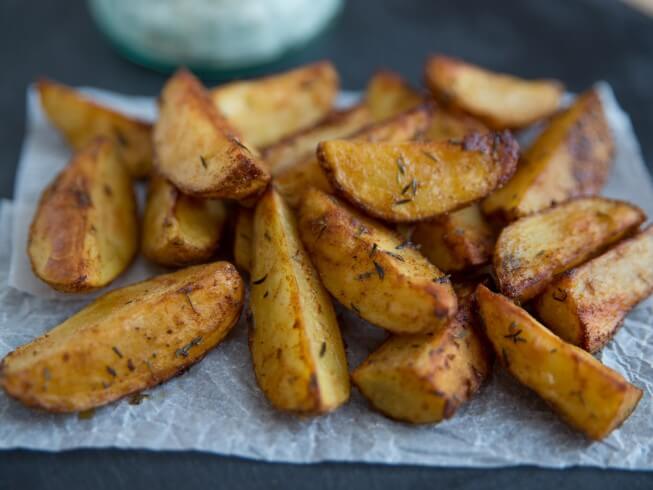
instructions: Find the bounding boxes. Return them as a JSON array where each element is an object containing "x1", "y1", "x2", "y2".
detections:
[
  {"x1": 112, "y1": 346, "x2": 123, "y2": 358},
  {"x1": 373, "y1": 261, "x2": 385, "y2": 279}
]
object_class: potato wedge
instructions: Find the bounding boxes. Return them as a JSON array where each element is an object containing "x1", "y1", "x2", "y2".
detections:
[
  {"x1": 364, "y1": 70, "x2": 423, "y2": 122},
  {"x1": 534, "y1": 225, "x2": 653, "y2": 353},
  {"x1": 483, "y1": 89, "x2": 614, "y2": 220},
  {"x1": 298, "y1": 188, "x2": 457, "y2": 334},
  {"x1": 233, "y1": 207, "x2": 254, "y2": 273},
  {"x1": 249, "y1": 189, "x2": 349, "y2": 413},
  {"x1": 476, "y1": 284, "x2": 642, "y2": 440},
  {"x1": 425, "y1": 55, "x2": 563, "y2": 129},
  {"x1": 494, "y1": 197, "x2": 645, "y2": 302},
  {"x1": 275, "y1": 104, "x2": 433, "y2": 207},
  {"x1": 412, "y1": 203, "x2": 496, "y2": 272},
  {"x1": 210, "y1": 61, "x2": 338, "y2": 147},
  {"x1": 0, "y1": 262, "x2": 244, "y2": 412},
  {"x1": 28, "y1": 138, "x2": 138, "y2": 292},
  {"x1": 154, "y1": 69, "x2": 270, "y2": 200},
  {"x1": 424, "y1": 109, "x2": 488, "y2": 141},
  {"x1": 352, "y1": 283, "x2": 491, "y2": 423},
  {"x1": 318, "y1": 131, "x2": 519, "y2": 222},
  {"x1": 142, "y1": 174, "x2": 227, "y2": 267},
  {"x1": 38, "y1": 79, "x2": 153, "y2": 178},
  {"x1": 263, "y1": 104, "x2": 372, "y2": 175}
]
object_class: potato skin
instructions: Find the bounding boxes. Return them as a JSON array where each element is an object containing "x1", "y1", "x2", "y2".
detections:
[
  {"x1": 211, "y1": 61, "x2": 338, "y2": 147},
  {"x1": 483, "y1": 89, "x2": 613, "y2": 221},
  {"x1": 364, "y1": 70, "x2": 423, "y2": 122},
  {"x1": 142, "y1": 174, "x2": 227, "y2": 267},
  {"x1": 494, "y1": 197, "x2": 645, "y2": 302},
  {"x1": 352, "y1": 284, "x2": 491, "y2": 424},
  {"x1": 476, "y1": 285, "x2": 642, "y2": 440},
  {"x1": 38, "y1": 79, "x2": 153, "y2": 179},
  {"x1": 425, "y1": 55, "x2": 563, "y2": 129},
  {"x1": 298, "y1": 188, "x2": 457, "y2": 334},
  {"x1": 249, "y1": 189, "x2": 349, "y2": 414},
  {"x1": 28, "y1": 137, "x2": 138, "y2": 292},
  {"x1": 534, "y1": 225, "x2": 653, "y2": 353},
  {"x1": 232, "y1": 207, "x2": 254, "y2": 273},
  {"x1": 0, "y1": 262, "x2": 244, "y2": 412},
  {"x1": 154, "y1": 69, "x2": 270, "y2": 200},
  {"x1": 318, "y1": 131, "x2": 519, "y2": 223}
]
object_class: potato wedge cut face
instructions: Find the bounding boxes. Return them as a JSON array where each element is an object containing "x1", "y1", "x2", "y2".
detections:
[
  {"x1": 318, "y1": 131, "x2": 519, "y2": 222},
  {"x1": 38, "y1": 79, "x2": 153, "y2": 179},
  {"x1": 0, "y1": 262, "x2": 244, "y2": 412},
  {"x1": 483, "y1": 89, "x2": 614, "y2": 220},
  {"x1": 142, "y1": 174, "x2": 227, "y2": 267},
  {"x1": 352, "y1": 284, "x2": 491, "y2": 423},
  {"x1": 28, "y1": 138, "x2": 138, "y2": 292},
  {"x1": 211, "y1": 61, "x2": 338, "y2": 147},
  {"x1": 424, "y1": 109, "x2": 488, "y2": 142},
  {"x1": 298, "y1": 188, "x2": 457, "y2": 334},
  {"x1": 154, "y1": 69, "x2": 270, "y2": 200},
  {"x1": 425, "y1": 55, "x2": 563, "y2": 129},
  {"x1": 494, "y1": 197, "x2": 645, "y2": 302},
  {"x1": 476, "y1": 285, "x2": 642, "y2": 440},
  {"x1": 249, "y1": 189, "x2": 349, "y2": 413},
  {"x1": 534, "y1": 225, "x2": 653, "y2": 353},
  {"x1": 233, "y1": 207, "x2": 254, "y2": 273},
  {"x1": 364, "y1": 70, "x2": 423, "y2": 122}
]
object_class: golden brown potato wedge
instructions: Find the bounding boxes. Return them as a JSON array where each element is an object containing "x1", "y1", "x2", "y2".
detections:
[
  {"x1": 233, "y1": 207, "x2": 254, "y2": 273},
  {"x1": 483, "y1": 89, "x2": 614, "y2": 221},
  {"x1": 263, "y1": 104, "x2": 372, "y2": 175},
  {"x1": 275, "y1": 104, "x2": 433, "y2": 207},
  {"x1": 424, "y1": 109, "x2": 488, "y2": 141},
  {"x1": 142, "y1": 174, "x2": 227, "y2": 267},
  {"x1": 476, "y1": 284, "x2": 642, "y2": 440},
  {"x1": 28, "y1": 138, "x2": 138, "y2": 292},
  {"x1": 534, "y1": 225, "x2": 653, "y2": 353},
  {"x1": 0, "y1": 262, "x2": 244, "y2": 412},
  {"x1": 249, "y1": 189, "x2": 349, "y2": 414},
  {"x1": 494, "y1": 197, "x2": 645, "y2": 302},
  {"x1": 318, "y1": 131, "x2": 519, "y2": 222},
  {"x1": 210, "y1": 61, "x2": 338, "y2": 147},
  {"x1": 364, "y1": 70, "x2": 423, "y2": 122},
  {"x1": 38, "y1": 79, "x2": 153, "y2": 178},
  {"x1": 298, "y1": 188, "x2": 457, "y2": 334},
  {"x1": 352, "y1": 283, "x2": 491, "y2": 424},
  {"x1": 425, "y1": 55, "x2": 563, "y2": 129},
  {"x1": 154, "y1": 69, "x2": 270, "y2": 200},
  {"x1": 412, "y1": 203, "x2": 496, "y2": 272}
]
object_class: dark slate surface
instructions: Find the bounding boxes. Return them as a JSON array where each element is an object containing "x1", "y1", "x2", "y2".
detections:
[{"x1": 0, "y1": 0, "x2": 652, "y2": 488}]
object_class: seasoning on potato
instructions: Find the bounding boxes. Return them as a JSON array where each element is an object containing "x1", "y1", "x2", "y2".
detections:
[
  {"x1": 493, "y1": 197, "x2": 645, "y2": 302},
  {"x1": 476, "y1": 284, "x2": 642, "y2": 440},
  {"x1": 28, "y1": 137, "x2": 138, "y2": 292},
  {"x1": 0, "y1": 262, "x2": 245, "y2": 412},
  {"x1": 298, "y1": 188, "x2": 457, "y2": 335},
  {"x1": 249, "y1": 189, "x2": 350, "y2": 414},
  {"x1": 534, "y1": 225, "x2": 653, "y2": 353}
]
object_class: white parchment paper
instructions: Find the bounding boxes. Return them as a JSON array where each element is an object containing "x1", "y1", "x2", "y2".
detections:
[{"x1": 1, "y1": 84, "x2": 653, "y2": 468}]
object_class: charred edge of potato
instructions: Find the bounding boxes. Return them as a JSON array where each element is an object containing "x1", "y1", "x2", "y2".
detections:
[
  {"x1": 0, "y1": 262, "x2": 245, "y2": 412},
  {"x1": 364, "y1": 70, "x2": 424, "y2": 122}
]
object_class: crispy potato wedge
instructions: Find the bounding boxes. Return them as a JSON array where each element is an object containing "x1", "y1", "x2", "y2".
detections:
[
  {"x1": 494, "y1": 197, "x2": 645, "y2": 302},
  {"x1": 154, "y1": 69, "x2": 270, "y2": 200},
  {"x1": 412, "y1": 203, "x2": 496, "y2": 272},
  {"x1": 233, "y1": 207, "x2": 254, "y2": 273},
  {"x1": 364, "y1": 70, "x2": 423, "y2": 122},
  {"x1": 142, "y1": 174, "x2": 227, "y2": 267},
  {"x1": 263, "y1": 104, "x2": 372, "y2": 175},
  {"x1": 483, "y1": 89, "x2": 614, "y2": 220},
  {"x1": 249, "y1": 189, "x2": 349, "y2": 413},
  {"x1": 0, "y1": 262, "x2": 244, "y2": 412},
  {"x1": 275, "y1": 104, "x2": 433, "y2": 207},
  {"x1": 352, "y1": 283, "x2": 491, "y2": 423},
  {"x1": 425, "y1": 55, "x2": 563, "y2": 129},
  {"x1": 38, "y1": 79, "x2": 153, "y2": 178},
  {"x1": 210, "y1": 61, "x2": 338, "y2": 147},
  {"x1": 28, "y1": 138, "x2": 138, "y2": 292},
  {"x1": 534, "y1": 225, "x2": 653, "y2": 353},
  {"x1": 298, "y1": 188, "x2": 457, "y2": 334},
  {"x1": 476, "y1": 284, "x2": 642, "y2": 440},
  {"x1": 424, "y1": 109, "x2": 488, "y2": 141},
  {"x1": 318, "y1": 131, "x2": 519, "y2": 222}
]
